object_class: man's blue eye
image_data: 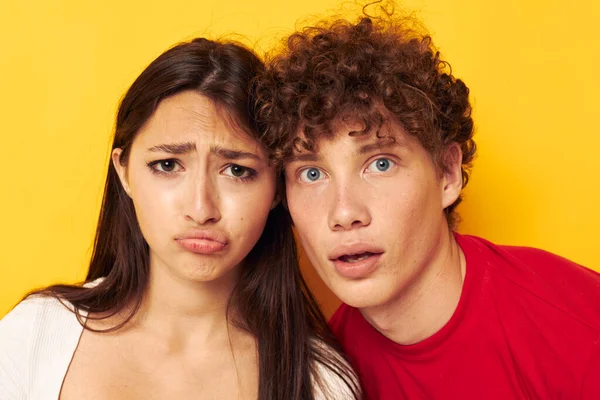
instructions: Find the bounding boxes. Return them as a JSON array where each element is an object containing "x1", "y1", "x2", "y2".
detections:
[
  {"x1": 366, "y1": 158, "x2": 394, "y2": 172},
  {"x1": 300, "y1": 167, "x2": 323, "y2": 182}
]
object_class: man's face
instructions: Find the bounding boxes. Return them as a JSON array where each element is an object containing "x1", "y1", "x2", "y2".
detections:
[{"x1": 284, "y1": 120, "x2": 461, "y2": 309}]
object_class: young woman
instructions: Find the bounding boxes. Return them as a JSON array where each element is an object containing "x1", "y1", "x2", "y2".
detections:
[{"x1": 0, "y1": 38, "x2": 360, "y2": 399}]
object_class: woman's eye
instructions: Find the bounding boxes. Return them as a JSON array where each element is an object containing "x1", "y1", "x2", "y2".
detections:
[
  {"x1": 151, "y1": 159, "x2": 181, "y2": 173},
  {"x1": 366, "y1": 158, "x2": 395, "y2": 173},
  {"x1": 299, "y1": 167, "x2": 324, "y2": 183},
  {"x1": 223, "y1": 164, "x2": 252, "y2": 179}
]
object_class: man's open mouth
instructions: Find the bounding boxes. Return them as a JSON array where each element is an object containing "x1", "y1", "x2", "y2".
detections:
[{"x1": 338, "y1": 252, "x2": 376, "y2": 263}]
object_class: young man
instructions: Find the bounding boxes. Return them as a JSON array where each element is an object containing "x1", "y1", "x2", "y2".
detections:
[{"x1": 256, "y1": 12, "x2": 600, "y2": 400}]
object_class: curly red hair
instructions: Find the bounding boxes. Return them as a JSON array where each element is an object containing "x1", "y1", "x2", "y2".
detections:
[{"x1": 256, "y1": 13, "x2": 476, "y2": 227}]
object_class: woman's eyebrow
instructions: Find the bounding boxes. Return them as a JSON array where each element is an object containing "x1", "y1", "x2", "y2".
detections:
[
  {"x1": 210, "y1": 145, "x2": 261, "y2": 161},
  {"x1": 147, "y1": 141, "x2": 196, "y2": 154},
  {"x1": 145, "y1": 142, "x2": 262, "y2": 161}
]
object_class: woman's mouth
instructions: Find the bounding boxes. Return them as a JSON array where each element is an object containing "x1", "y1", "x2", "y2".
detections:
[{"x1": 175, "y1": 229, "x2": 228, "y2": 254}]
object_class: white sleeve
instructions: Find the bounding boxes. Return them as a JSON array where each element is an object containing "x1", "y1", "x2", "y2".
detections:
[
  {"x1": 313, "y1": 360, "x2": 361, "y2": 400},
  {"x1": 312, "y1": 339, "x2": 362, "y2": 400},
  {"x1": 0, "y1": 298, "x2": 39, "y2": 400}
]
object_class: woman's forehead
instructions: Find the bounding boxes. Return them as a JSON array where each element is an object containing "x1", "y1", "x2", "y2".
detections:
[{"x1": 133, "y1": 91, "x2": 265, "y2": 156}]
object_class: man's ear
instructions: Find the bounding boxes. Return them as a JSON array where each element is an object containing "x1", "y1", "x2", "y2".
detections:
[
  {"x1": 111, "y1": 148, "x2": 131, "y2": 197},
  {"x1": 441, "y1": 142, "x2": 463, "y2": 209}
]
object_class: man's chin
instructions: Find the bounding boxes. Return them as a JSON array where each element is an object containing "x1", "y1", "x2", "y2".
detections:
[{"x1": 330, "y1": 278, "x2": 390, "y2": 310}]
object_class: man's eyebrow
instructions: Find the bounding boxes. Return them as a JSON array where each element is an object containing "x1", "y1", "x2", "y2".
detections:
[
  {"x1": 147, "y1": 142, "x2": 196, "y2": 154},
  {"x1": 358, "y1": 140, "x2": 404, "y2": 155},
  {"x1": 286, "y1": 152, "x2": 321, "y2": 163},
  {"x1": 210, "y1": 145, "x2": 261, "y2": 161}
]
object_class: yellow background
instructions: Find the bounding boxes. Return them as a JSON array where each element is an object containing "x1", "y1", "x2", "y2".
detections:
[{"x1": 1, "y1": 0, "x2": 598, "y2": 318}]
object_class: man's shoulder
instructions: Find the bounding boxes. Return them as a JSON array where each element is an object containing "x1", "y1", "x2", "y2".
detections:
[
  {"x1": 466, "y1": 234, "x2": 594, "y2": 273},
  {"x1": 463, "y1": 235, "x2": 600, "y2": 397},
  {"x1": 461, "y1": 234, "x2": 600, "y2": 329}
]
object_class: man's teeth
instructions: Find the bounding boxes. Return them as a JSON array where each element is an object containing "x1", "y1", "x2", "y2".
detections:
[{"x1": 341, "y1": 253, "x2": 371, "y2": 263}]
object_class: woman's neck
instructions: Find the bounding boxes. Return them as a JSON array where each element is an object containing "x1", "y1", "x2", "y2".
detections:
[{"x1": 126, "y1": 256, "x2": 244, "y2": 347}]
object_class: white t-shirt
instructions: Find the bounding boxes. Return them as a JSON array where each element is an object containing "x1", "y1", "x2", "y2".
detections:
[{"x1": 0, "y1": 295, "x2": 358, "y2": 399}]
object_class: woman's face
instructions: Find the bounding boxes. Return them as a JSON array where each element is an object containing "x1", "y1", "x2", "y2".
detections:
[{"x1": 113, "y1": 90, "x2": 276, "y2": 283}]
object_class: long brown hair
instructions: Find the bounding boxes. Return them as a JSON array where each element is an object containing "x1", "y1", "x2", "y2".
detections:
[{"x1": 29, "y1": 38, "x2": 360, "y2": 399}]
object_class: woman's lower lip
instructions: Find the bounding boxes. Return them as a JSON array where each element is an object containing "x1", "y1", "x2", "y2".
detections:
[
  {"x1": 332, "y1": 253, "x2": 382, "y2": 279},
  {"x1": 177, "y1": 238, "x2": 227, "y2": 254}
]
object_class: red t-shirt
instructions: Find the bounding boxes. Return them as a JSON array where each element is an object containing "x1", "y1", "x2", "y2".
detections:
[{"x1": 330, "y1": 234, "x2": 600, "y2": 399}]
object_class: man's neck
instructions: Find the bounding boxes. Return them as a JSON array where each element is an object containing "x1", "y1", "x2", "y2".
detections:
[{"x1": 361, "y1": 230, "x2": 466, "y2": 345}]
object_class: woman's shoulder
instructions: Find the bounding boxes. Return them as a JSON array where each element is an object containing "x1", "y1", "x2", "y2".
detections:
[
  {"x1": 0, "y1": 294, "x2": 76, "y2": 337},
  {"x1": 311, "y1": 338, "x2": 362, "y2": 400},
  {"x1": 0, "y1": 277, "x2": 104, "y2": 332},
  {"x1": 0, "y1": 294, "x2": 85, "y2": 398},
  {"x1": 0, "y1": 278, "x2": 105, "y2": 357}
]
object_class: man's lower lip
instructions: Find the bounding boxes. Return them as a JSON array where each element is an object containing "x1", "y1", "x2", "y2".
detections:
[
  {"x1": 332, "y1": 253, "x2": 382, "y2": 279},
  {"x1": 177, "y1": 239, "x2": 226, "y2": 254}
]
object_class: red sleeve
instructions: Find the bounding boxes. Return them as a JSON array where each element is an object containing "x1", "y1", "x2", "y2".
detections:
[{"x1": 581, "y1": 341, "x2": 600, "y2": 399}]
